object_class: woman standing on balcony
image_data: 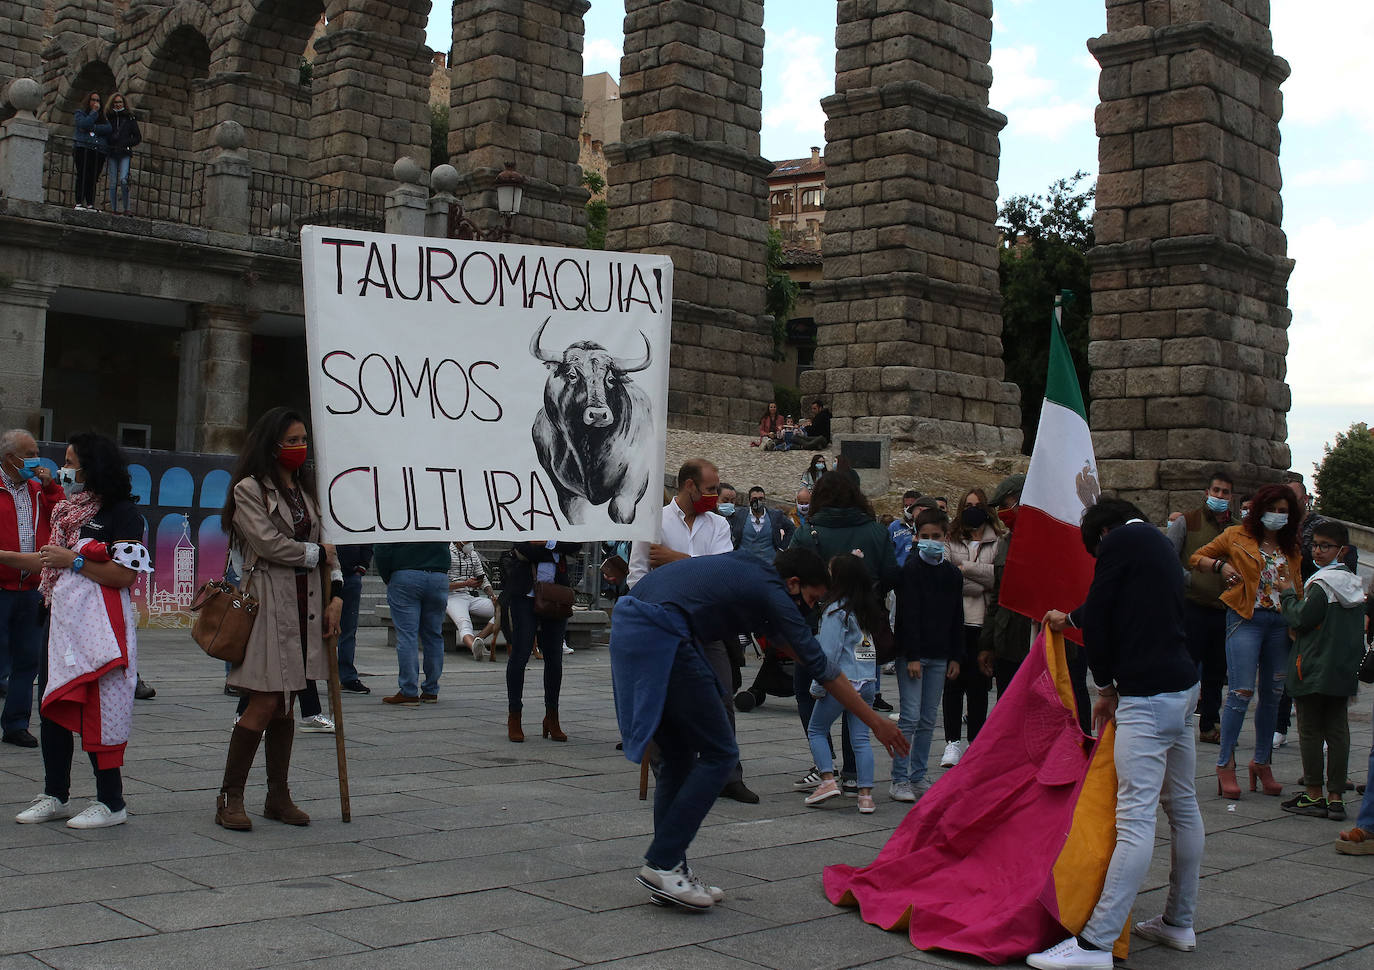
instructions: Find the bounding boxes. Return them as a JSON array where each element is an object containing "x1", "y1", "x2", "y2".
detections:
[
  {"x1": 102, "y1": 93, "x2": 141, "y2": 215},
  {"x1": 71, "y1": 92, "x2": 109, "y2": 210}
]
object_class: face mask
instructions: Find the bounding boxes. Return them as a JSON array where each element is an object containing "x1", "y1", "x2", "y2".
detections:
[
  {"x1": 916, "y1": 539, "x2": 945, "y2": 563},
  {"x1": 691, "y1": 493, "x2": 718, "y2": 516},
  {"x1": 277, "y1": 444, "x2": 308, "y2": 471},
  {"x1": 961, "y1": 506, "x2": 988, "y2": 528},
  {"x1": 997, "y1": 506, "x2": 1018, "y2": 530},
  {"x1": 750, "y1": 498, "x2": 765, "y2": 514},
  {"x1": 716, "y1": 503, "x2": 736, "y2": 517},
  {"x1": 1205, "y1": 495, "x2": 1229, "y2": 514},
  {"x1": 1240, "y1": 507, "x2": 1250, "y2": 519},
  {"x1": 461, "y1": 542, "x2": 475, "y2": 554},
  {"x1": 57, "y1": 467, "x2": 79, "y2": 487},
  {"x1": 1260, "y1": 511, "x2": 1288, "y2": 531},
  {"x1": 902, "y1": 506, "x2": 916, "y2": 522},
  {"x1": 812, "y1": 462, "x2": 826, "y2": 473},
  {"x1": 11, "y1": 457, "x2": 41, "y2": 480},
  {"x1": 796, "y1": 503, "x2": 809, "y2": 516}
]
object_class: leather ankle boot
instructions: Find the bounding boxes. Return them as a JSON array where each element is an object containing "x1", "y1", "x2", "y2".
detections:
[
  {"x1": 1216, "y1": 759, "x2": 1241, "y2": 800},
  {"x1": 216, "y1": 724, "x2": 263, "y2": 830},
  {"x1": 262, "y1": 717, "x2": 310, "y2": 825},
  {"x1": 1249, "y1": 760, "x2": 1282, "y2": 796},
  {"x1": 507, "y1": 712, "x2": 524, "y2": 743},
  {"x1": 542, "y1": 708, "x2": 567, "y2": 742}
]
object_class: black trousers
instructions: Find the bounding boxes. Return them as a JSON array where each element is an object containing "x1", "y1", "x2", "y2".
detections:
[
  {"x1": 37, "y1": 633, "x2": 124, "y2": 810},
  {"x1": 1183, "y1": 601, "x2": 1226, "y2": 731},
  {"x1": 72, "y1": 146, "x2": 102, "y2": 206},
  {"x1": 943, "y1": 626, "x2": 991, "y2": 742}
]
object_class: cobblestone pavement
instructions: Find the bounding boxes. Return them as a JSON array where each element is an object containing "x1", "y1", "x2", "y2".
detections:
[{"x1": 2, "y1": 629, "x2": 1371, "y2": 969}]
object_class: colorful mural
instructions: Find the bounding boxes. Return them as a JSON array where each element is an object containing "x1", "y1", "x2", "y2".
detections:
[{"x1": 37, "y1": 444, "x2": 235, "y2": 629}]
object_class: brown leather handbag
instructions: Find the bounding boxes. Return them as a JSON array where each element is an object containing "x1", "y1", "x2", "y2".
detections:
[
  {"x1": 531, "y1": 564, "x2": 575, "y2": 619},
  {"x1": 191, "y1": 550, "x2": 259, "y2": 665}
]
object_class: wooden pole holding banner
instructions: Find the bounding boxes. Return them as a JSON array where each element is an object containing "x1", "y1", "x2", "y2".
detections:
[{"x1": 322, "y1": 632, "x2": 351, "y2": 822}]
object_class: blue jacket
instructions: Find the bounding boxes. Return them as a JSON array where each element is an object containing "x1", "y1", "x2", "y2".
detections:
[
  {"x1": 73, "y1": 109, "x2": 110, "y2": 150},
  {"x1": 818, "y1": 600, "x2": 878, "y2": 683},
  {"x1": 888, "y1": 518, "x2": 914, "y2": 567}
]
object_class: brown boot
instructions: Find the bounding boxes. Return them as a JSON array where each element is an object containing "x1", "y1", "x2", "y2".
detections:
[
  {"x1": 542, "y1": 708, "x2": 567, "y2": 742},
  {"x1": 216, "y1": 724, "x2": 262, "y2": 830},
  {"x1": 262, "y1": 717, "x2": 310, "y2": 825},
  {"x1": 508, "y1": 712, "x2": 524, "y2": 742}
]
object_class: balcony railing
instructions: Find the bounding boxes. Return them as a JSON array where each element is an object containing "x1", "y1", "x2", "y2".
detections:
[
  {"x1": 248, "y1": 171, "x2": 385, "y2": 239},
  {"x1": 43, "y1": 136, "x2": 207, "y2": 226}
]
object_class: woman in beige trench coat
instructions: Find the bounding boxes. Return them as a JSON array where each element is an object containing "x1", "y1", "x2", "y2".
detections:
[{"x1": 215, "y1": 407, "x2": 342, "y2": 831}]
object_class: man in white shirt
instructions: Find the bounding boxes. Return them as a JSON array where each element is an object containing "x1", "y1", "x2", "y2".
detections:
[{"x1": 628, "y1": 459, "x2": 758, "y2": 803}]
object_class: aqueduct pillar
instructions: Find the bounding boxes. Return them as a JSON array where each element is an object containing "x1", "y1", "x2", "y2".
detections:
[
  {"x1": 1088, "y1": 0, "x2": 1293, "y2": 518},
  {"x1": 803, "y1": 0, "x2": 1022, "y2": 451},
  {"x1": 605, "y1": 0, "x2": 775, "y2": 432}
]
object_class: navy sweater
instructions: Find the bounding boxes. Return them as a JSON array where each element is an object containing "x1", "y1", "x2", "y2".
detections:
[{"x1": 894, "y1": 555, "x2": 964, "y2": 662}]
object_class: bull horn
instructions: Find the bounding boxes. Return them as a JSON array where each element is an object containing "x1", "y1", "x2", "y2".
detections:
[
  {"x1": 612, "y1": 332, "x2": 652, "y2": 373},
  {"x1": 529, "y1": 316, "x2": 559, "y2": 363}
]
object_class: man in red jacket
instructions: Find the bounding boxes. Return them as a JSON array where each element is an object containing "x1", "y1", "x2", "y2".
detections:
[{"x1": 0, "y1": 430, "x2": 63, "y2": 747}]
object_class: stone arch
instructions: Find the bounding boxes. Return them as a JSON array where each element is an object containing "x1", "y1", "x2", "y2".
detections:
[
  {"x1": 49, "y1": 42, "x2": 134, "y2": 123},
  {"x1": 226, "y1": 0, "x2": 326, "y2": 84},
  {"x1": 133, "y1": 18, "x2": 213, "y2": 157}
]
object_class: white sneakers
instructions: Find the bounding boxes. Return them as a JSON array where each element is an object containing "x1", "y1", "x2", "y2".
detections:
[
  {"x1": 299, "y1": 714, "x2": 335, "y2": 733},
  {"x1": 889, "y1": 781, "x2": 917, "y2": 803},
  {"x1": 1273, "y1": 732, "x2": 1288, "y2": 749},
  {"x1": 1026, "y1": 937, "x2": 1113, "y2": 970},
  {"x1": 471, "y1": 636, "x2": 487, "y2": 660},
  {"x1": 562, "y1": 642, "x2": 574, "y2": 655},
  {"x1": 17, "y1": 796, "x2": 126, "y2": 829},
  {"x1": 1133, "y1": 915, "x2": 1196, "y2": 951},
  {"x1": 940, "y1": 740, "x2": 963, "y2": 767},
  {"x1": 636, "y1": 863, "x2": 719, "y2": 911}
]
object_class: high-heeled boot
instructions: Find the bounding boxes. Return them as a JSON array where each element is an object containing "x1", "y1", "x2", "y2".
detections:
[
  {"x1": 262, "y1": 717, "x2": 310, "y2": 825},
  {"x1": 1216, "y1": 759, "x2": 1241, "y2": 800},
  {"x1": 508, "y1": 712, "x2": 524, "y2": 743},
  {"x1": 216, "y1": 724, "x2": 263, "y2": 830},
  {"x1": 1249, "y1": 760, "x2": 1282, "y2": 796},
  {"x1": 542, "y1": 708, "x2": 567, "y2": 742}
]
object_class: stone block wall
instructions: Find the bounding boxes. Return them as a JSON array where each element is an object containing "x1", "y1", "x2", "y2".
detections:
[
  {"x1": 606, "y1": 0, "x2": 774, "y2": 432},
  {"x1": 805, "y1": 0, "x2": 1022, "y2": 452},
  {"x1": 448, "y1": 0, "x2": 589, "y2": 248},
  {"x1": 1088, "y1": 0, "x2": 1293, "y2": 518},
  {"x1": 0, "y1": 0, "x2": 49, "y2": 103}
]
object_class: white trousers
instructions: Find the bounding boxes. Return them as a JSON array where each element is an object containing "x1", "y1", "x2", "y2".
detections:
[{"x1": 445, "y1": 593, "x2": 495, "y2": 640}]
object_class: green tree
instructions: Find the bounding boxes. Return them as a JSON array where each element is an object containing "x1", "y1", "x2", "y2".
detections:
[
  {"x1": 430, "y1": 103, "x2": 449, "y2": 169},
  {"x1": 765, "y1": 228, "x2": 800, "y2": 360},
  {"x1": 583, "y1": 170, "x2": 607, "y2": 249},
  {"x1": 997, "y1": 171, "x2": 1095, "y2": 451},
  {"x1": 1314, "y1": 422, "x2": 1374, "y2": 526}
]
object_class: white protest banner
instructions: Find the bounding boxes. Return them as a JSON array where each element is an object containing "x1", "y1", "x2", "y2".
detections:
[{"x1": 300, "y1": 226, "x2": 672, "y2": 544}]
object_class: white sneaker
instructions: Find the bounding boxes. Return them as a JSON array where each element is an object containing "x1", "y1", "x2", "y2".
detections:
[
  {"x1": 66, "y1": 802, "x2": 128, "y2": 829},
  {"x1": 1026, "y1": 936, "x2": 1113, "y2": 970},
  {"x1": 889, "y1": 781, "x2": 916, "y2": 803},
  {"x1": 887, "y1": 711, "x2": 901, "y2": 721},
  {"x1": 471, "y1": 636, "x2": 486, "y2": 660},
  {"x1": 299, "y1": 714, "x2": 334, "y2": 733},
  {"x1": 1273, "y1": 732, "x2": 1287, "y2": 749},
  {"x1": 562, "y1": 642, "x2": 574, "y2": 655},
  {"x1": 1133, "y1": 915, "x2": 1196, "y2": 951},
  {"x1": 684, "y1": 865, "x2": 725, "y2": 903},
  {"x1": 636, "y1": 863, "x2": 714, "y2": 910},
  {"x1": 16, "y1": 794, "x2": 79, "y2": 824},
  {"x1": 940, "y1": 740, "x2": 963, "y2": 767}
]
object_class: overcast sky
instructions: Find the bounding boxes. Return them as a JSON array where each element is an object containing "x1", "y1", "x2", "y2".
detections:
[{"x1": 427, "y1": 1, "x2": 1372, "y2": 490}]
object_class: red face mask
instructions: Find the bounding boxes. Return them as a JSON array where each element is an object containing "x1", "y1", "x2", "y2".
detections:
[
  {"x1": 277, "y1": 444, "x2": 308, "y2": 471},
  {"x1": 997, "y1": 506, "x2": 1018, "y2": 530},
  {"x1": 692, "y1": 493, "x2": 719, "y2": 516}
]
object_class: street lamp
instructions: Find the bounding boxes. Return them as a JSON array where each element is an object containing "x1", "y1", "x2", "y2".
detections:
[{"x1": 448, "y1": 161, "x2": 527, "y2": 242}]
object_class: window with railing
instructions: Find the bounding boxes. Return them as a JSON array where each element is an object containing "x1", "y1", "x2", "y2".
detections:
[
  {"x1": 248, "y1": 171, "x2": 386, "y2": 239},
  {"x1": 43, "y1": 135, "x2": 207, "y2": 226},
  {"x1": 800, "y1": 187, "x2": 824, "y2": 210},
  {"x1": 770, "y1": 190, "x2": 793, "y2": 214}
]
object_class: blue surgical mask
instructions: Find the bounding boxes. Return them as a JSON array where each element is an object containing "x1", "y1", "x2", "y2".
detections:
[
  {"x1": 1260, "y1": 512, "x2": 1288, "y2": 531},
  {"x1": 1205, "y1": 495, "x2": 1229, "y2": 514},
  {"x1": 716, "y1": 503, "x2": 736, "y2": 517},
  {"x1": 917, "y1": 539, "x2": 945, "y2": 563},
  {"x1": 18, "y1": 458, "x2": 41, "y2": 480}
]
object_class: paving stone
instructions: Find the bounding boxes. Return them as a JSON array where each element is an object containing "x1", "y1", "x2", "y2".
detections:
[
  {"x1": 154, "y1": 843, "x2": 409, "y2": 888},
  {"x1": 1238, "y1": 892, "x2": 1374, "y2": 947},
  {"x1": 1202, "y1": 859, "x2": 1372, "y2": 905},
  {"x1": 34, "y1": 918, "x2": 364, "y2": 970},
  {"x1": 334, "y1": 851, "x2": 587, "y2": 901},
  {"x1": 501, "y1": 903, "x2": 776, "y2": 963},
  {"x1": 581, "y1": 944, "x2": 772, "y2": 970},
  {"x1": 1121, "y1": 924, "x2": 1350, "y2": 970},
  {"x1": 0, "y1": 901, "x2": 155, "y2": 955},
  {"x1": 361, "y1": 820, "x2": 581, "y2": 862},
  {"x1": 276, "y1": 932, "x2": 578, "y2": 970},
  {"x1": 5, "y1": 862, "x2": 206, "y2": 911},
  {"x1": 701, "y1": 911, "x2": 913, "y2": 970},
  {"x1": 105, "y1": 878, "x2": 395, "y2": 931},
  {"x1": 303, "y1": 889, "x2": 585, "y2": 948}
]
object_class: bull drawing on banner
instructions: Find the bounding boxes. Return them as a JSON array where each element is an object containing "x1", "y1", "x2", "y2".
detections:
[{"x1": 530, "y1": 317, "x2": 655, "y2": 525}]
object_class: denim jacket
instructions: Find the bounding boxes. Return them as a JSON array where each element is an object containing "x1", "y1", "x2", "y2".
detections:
[
  {"x1": 73, "y1": 109, "x2": 111, "y2": 150},
  {"x1": 817, "y1": 600, "x2": 878, "y2": 684}
]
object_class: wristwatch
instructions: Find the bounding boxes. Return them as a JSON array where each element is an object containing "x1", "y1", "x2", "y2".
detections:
[{"x1": 71, "y1": 555, "x2": 86, "y2": 572}]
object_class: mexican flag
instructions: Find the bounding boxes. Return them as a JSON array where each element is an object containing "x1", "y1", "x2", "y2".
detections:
[{"x1": 999, "y1": 295, "x2": 1099, "y2": 643}]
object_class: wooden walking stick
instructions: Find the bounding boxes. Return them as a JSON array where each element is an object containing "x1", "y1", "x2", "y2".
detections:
[{"x1": 323, "y1": 631, "x2": 351, "y2": 822}]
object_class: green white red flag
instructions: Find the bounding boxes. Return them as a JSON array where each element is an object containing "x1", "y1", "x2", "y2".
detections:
[{"x1": 998, "y1": 294, "x2": 1099, "y2": 642}]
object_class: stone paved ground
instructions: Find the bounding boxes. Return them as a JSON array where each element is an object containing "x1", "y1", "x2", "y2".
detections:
[{"x1": 2, "y1": 628, "x2": 1372, "y2": 969}]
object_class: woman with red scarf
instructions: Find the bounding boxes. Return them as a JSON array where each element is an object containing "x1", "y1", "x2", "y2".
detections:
[
  {"x1": 214, "y1": 408, "x2": 342, "y2": 831},
  {"x1": 15, "y1": 433, "x2": 150, "y2": 829}
]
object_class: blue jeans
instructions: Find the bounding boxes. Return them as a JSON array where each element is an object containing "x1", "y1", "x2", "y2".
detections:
[
  {"x1": 890, "y1": 658, "x2": 947, "y2": 786},
  {"x1": 507, "y1": 595, "x2": 567, "y2": 713},
  {"x1": 106, "y1": 154, "x2": 130, "y2": 210},
  {"x1": 794, "y1": 657, "x2": 854, "y2": 780},
  {"x1": 1218, "y1": 608, "x2": 1288, "y2": 767},
  {"x1": 1083, "y1": 686, "x2": 1204, "y2": 946},
  {"x1": 337, "y1": 572, "x2": 363, "y2": 684},
  {"x1": 1357, "y1": 695, "x2": 1374, "y2": 833},
  {"x1": 0, "y1": 589, "x2": 44, "y2": 733},
  {"x1": 646, "y1": 639, "x2": 738, "y2": 870},
  {"x1": 808, "y1": 681, "x2": 875, "y2": 788},
  {"x1": 387, "y1": 570, "x2": 447, "y2": 696}
]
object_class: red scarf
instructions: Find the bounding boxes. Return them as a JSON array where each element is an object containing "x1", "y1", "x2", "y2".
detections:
[{"x1": 39, "y1": 491, "x2": 101, "y2": 605}]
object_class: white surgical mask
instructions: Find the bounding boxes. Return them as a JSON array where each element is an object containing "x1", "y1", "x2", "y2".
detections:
[{"x1": 1261, "y1": 512, "x2": 1288, "y2": 531}]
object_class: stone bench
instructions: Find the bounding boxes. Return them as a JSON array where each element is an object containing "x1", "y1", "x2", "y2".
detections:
[{"x1": 373, "y1": 602, "x2": 610, "y2": 655}]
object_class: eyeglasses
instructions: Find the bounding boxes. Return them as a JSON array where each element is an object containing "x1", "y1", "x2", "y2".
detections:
[{"x1": 1312, "y1": 542, "x2": 1342, "y2": 552}]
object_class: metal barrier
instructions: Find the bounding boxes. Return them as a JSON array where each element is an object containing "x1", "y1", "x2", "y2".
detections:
[
  {"x1": 43, "y1": 136, "x2": 206, "y2": 226},
  {"x1": 248, "y1": 171, "x2": 385, "y2": 239}
]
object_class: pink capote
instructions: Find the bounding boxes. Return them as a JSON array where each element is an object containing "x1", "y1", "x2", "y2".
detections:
[{"x1": 824, "y1": 633, "x2": 1111, "y2": 965}]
